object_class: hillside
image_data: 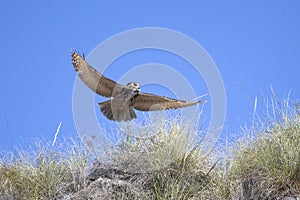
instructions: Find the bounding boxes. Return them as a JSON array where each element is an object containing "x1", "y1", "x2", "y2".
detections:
[{"x1": 1, "y1": 95, "x2": 300, "y2": 200}]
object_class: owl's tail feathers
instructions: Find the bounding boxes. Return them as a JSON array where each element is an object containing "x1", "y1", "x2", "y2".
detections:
[
  {"x1": 98, "y1": 100, "x2": 137, "y2": 122},
  {"x1": 98, "y1": 100, "x2": 114, "y2": 121}
]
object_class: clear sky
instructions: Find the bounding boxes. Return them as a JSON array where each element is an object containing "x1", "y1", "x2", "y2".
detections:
[{"x1": 0, "y1": 1, "x2": 300, "y2": 151}]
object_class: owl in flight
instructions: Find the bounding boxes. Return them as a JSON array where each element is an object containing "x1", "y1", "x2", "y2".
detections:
[{"x1": 71, "y1": 51, "x2": 206, "y2": 121}]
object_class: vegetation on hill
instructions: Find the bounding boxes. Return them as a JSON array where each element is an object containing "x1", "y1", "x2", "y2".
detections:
[{"x1": 1, "y1": 94, "x2": 300, "y2": 199}]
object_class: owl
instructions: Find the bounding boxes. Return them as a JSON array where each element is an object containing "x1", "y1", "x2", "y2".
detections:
[{"x1": 71, "y1": 51, "x2": 206, "y2": 121}]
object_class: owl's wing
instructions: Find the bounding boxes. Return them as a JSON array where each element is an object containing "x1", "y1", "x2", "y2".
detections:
[
  {"x1": 132, "y1": 93, "x2": 206, "y2": 111},
  {"x1": 71, "y1": 51, "x2": 123, "y2": 97}
]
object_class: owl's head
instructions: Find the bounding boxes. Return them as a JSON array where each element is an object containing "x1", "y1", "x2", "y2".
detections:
[{"x1": 126, "y1": 82, "x2": 141, "y2": 93}]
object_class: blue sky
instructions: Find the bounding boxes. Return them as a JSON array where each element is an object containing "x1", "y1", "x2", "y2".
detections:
[{"x1": 0, "y1": 1, "x2": 300, "y2": 151}]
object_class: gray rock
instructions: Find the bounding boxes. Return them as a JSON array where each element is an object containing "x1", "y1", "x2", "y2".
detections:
[
  {"x1": 64, "y1": 177, "x2": 145, "y2": 200},
  {"x1": 283, "y1": 195, "x2": 300, "y2": 200}
]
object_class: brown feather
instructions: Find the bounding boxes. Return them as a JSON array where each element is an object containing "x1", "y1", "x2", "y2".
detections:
[
  {"x1": 132, "y1": 93, "x2": 206, "y2": 111},
  {"x1": 71, "y1": 51, "x2": 123, "y2": 98},
  {"x1": 98, "y1": 100, "x2": 137, "y2": 121},
  {"x1": 71, "y1": 50, "x2": 206, "y2": 121}
]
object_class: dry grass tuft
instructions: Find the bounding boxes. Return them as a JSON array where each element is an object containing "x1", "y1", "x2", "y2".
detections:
[
  {"x1": 229, "y1": 92, "x2": 300, "y2": 199},
  {"x1": 0, "y1": 138, "x2": 90, "y2": 200}
]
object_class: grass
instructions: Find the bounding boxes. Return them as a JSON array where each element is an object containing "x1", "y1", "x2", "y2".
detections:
[
  {"x1": 0, "y1": 138, "x2": 90, "y2": 200},
  {"x1": 1, "y1": 93, "x2": 300, "y2": 199},
  {"x1": 229, "y1": 93, "x2": 300, "y2": 199}
]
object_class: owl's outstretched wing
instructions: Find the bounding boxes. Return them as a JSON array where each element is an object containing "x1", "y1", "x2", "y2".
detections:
[
  {"x1": 132, "y1": 93, "x2": 206, "y2": 111},
  {"x1": 71, "y1": 51, "x2": 123, "y2": 97}
]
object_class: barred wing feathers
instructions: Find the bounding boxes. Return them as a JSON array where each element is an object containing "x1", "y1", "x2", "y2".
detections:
[
  {"x1": 71, "y1": 51, "x2": 123, "y2": 97},
  {"x1": 132, "y1": 93, "x2": 206, "y2": 111}
]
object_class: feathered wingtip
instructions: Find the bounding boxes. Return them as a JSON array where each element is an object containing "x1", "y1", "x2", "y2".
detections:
[
  {"x1": 70, "y1": 48, "x2": 77, "y2": 56},
  {"x1": 71, "y1": 49, "x2": 86, "y2": 72},
  {"x1": 192, "y1": 93, "x2": 208, "y2": 105},
  {"x1": 197, "y1": 99, "x2": 207, "y2": 104},
  {"x1": 71, "y1": 49, "x2": 85, "y2": 60}
]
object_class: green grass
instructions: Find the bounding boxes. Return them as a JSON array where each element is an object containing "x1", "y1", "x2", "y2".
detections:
[{"x1": 1, "y1": 93, "x2": 300, "y2": 199}]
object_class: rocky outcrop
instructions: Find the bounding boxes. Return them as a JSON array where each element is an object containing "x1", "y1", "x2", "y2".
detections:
[{"x1": 62, "y1": 162, "x2": 150, "y2": 200}]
